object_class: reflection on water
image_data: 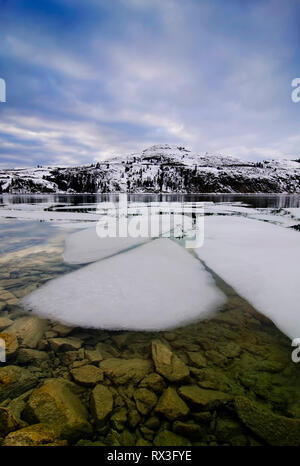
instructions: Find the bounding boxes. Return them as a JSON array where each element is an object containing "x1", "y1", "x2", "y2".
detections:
[
  {"x1": 0, "y1": 219, "x2": 59, "y2": 256},
  {"x1": 1, "y1": 192, "x2": 300, "y2": 209}
]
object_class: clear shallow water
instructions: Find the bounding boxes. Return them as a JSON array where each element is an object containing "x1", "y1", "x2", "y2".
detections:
[{"x1": 1, "y1": 194, "x2": 300, "y2": 446}]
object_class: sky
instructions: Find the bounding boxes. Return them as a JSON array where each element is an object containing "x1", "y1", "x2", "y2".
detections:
[{"x1": 0, "y1": 0, "x2": 300, "y2": 168}]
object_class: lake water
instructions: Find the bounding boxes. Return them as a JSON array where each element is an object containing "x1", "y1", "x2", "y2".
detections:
[{"x1": 0, "y1": 193, "x2": 300, "y2": 446}]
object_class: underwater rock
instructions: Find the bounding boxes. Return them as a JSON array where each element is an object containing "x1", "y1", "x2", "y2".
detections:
[
  {"x1": 186, "y1": 351, "x2": 207, "y2": 368},
  {"x1": 153, "y1": 429, "x2": 191, "y2": 446},
  {"x1": 0, "y1": 365, "x2": 38, "y2": 402},
  {"x1": 128, "y1": 409, "x2": 142, "y2": 429},
  {"x1": 17, "y1": 348, "x2": 50, "y2": 365},
  {"x1": 111, "y1": 407, "x2": 128, "y2": 431},
  {"x1": 51, "y1": 324, "x2": 73, "y2": 337},
  {"x1": 152, "y1": 340, "x2": 189, "y2": 382},
  {"x1": 0, "y1": 317, "x2": 13, "y2": 331},
  {"x1": 100, "y1": 358, "x2": 152, "y2": 385},
  {"x1": 172, "y1": 420, "x2": 204, "y2": 439},
  {"x1": 178, "y1": 385, "x2": 231, "y2": 409},
  {"x1": 235, "y1": 396, "x2": 300, "y2": 446},
  {"x1": 133, "y1": 388, "x2": 157, "y2": 416},
  {"x1": 119, "y1": 429, "x2": 136, "y2": 446},
  {"x1": 2, "y1": 423, "x2": 63, "y2": 446},
  {"x1": 155, "y1": 387, "x2": 189, "y2": 421},
  {"x1": 0, "y1": 407, "x2": 22, "y2": 437},
  {"x1": 49, "y1": 337, "x2": 82, "y2": 352},
  {"x1": 85, "y1": 348, "x2": 104, "y2": 363},
  {"x1": 90, "y1": 384, "x2": 114, "y2": 426},
  {"x1": 70, "y1": 365, "x2": 104, "y2": 387},
  {"x1": 139, "y1": 373, "x2": 166, "y2": 394},
  {"x1": 24, "y1": 378, "x2": 92, "y2": 441},
  {"x1": 0, "y1": 332, "x2": 18, "y2": 357},
  {"x1": 6, "y1": 316, "x2": 46, "y2": 349}
]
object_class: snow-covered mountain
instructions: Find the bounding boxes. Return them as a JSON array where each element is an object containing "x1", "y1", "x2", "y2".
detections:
[{"x1": 1, "y1": 144, "x2": 300, "y2": 194}]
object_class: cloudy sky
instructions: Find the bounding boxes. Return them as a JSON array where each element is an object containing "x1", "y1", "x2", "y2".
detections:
[{"x1": 0, "y1": 0, "x2": 300, "y2": 167}]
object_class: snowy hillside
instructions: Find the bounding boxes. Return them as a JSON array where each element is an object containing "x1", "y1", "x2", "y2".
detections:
[{"x1": 0, "y1": 144, "x2": 299, "y2": 194}]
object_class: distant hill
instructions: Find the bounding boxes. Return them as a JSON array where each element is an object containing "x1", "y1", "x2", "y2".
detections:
[{"x1": 1, "y1": 144, "x2": 299, "y2": 194}]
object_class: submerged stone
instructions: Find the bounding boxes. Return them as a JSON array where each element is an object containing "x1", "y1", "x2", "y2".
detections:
[
  {"x1": 133, "y1": 388, "x2": 157, "y2": 416},
  {"x1": 24, "y1": 378, "x2": 92, "y2": 441},
  {"x1": 111, "y1": 407, "x2": 128, "y2": 431},
  {"x1": 0, "y1": 365, "x2": 38, "y2": 402},
  {"x1": 0, "y1": 332, "x2": 18, "y2": 357},
  {"x1": 178, "y1": 385, "x2": 231, "y2": 409},
  {"x1": 17, "y1": 348, "x2": 49, "y2": 365},
  {"x1": 139, "y1": 373, "x2": 166, "y2": 393},
  {"x1": 0, "y1": 317, "x2": 13, "y2": 331},
  {"x1": 153, "y1": 429, "x2": 191, "y2": 446},
  {"x1": 100, "y1": 358, "x2": 152, "y2": 385},
  {"x1": 0, "y1": 407, "x2": 22, "y2": 436},
  {"x1": 152, "y1": 340, "x2": 189, "y2": 382},
  {"x1": 49, "y1": 337, "x2": 82, "y2": 352},
  {"x1": 90, "y1": 384, "x2": 114, "y2": 425},
  {"x1": 3, "y1": 423, "x2": 63, "y2": 446},
  {"x1": 71, "y1": 365, "x2": 104, "y2": 387},
  {"x1": 155, "y1": 387, "x2": 189, "y2": 420},
  {"x1": 6, "y1": 316, "x2": 46, "y2": 348},
  {"x1": 235, "y1": 396, "x2": 300, "y2": 446}
]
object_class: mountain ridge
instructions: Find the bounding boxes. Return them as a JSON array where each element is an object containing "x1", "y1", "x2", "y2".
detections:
[{"x1": 1, "y1": 144, "x2": 300, "y2": 194}]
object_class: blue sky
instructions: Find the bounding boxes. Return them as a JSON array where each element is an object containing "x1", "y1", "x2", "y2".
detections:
[{"x1": 0, "y1": 0, "x2": 300, "y2": 167}]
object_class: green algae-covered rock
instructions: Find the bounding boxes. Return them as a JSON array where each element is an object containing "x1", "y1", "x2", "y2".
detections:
[
  {"x1": 71, "y1": 364, "x2": 104, "y2": 387},
  {"x1": 215, "y1": 417, "x2": 244, "y2": 443},
  {"x1": 173, "y1": 420, "x2": 204, "y2": 439},
  {"x1": 119, "y1": 428, "x2": 136, "y2": 446},
  {"x1": 178, "y1": 385, "x2": 231, "y2": 409},
  {"x1": 90, "y1": 384, "x2": 114, "y2": 425},
  {"x1": 134, "y1": 388, "x2": 157, "y2": 415},
  {"x1": 0, "y1": 317, "x2": 13, "y2": 331},
  {"x1": 235, "y1": 396, "x2": 300, "y2": 446},
  {"x1": 128, "y1": 409, "x2": 142, "y2": 429},
  {"x1": 111, "y1": 407, "x2": 128, "y2": 431},
  {"x1": 187, "y1": 351, "x2": 207, "y2": 368},
  {"x1": 153, "y1": 429, "x2": 191, "y2": 446},
  {"x1": 0, "y1": 365, "x2": 38, "y2": 402},
  {"x1": 0, "y1": 332, "x2": 18, "y2": 358},
  {"x1": 3, "y1": 423, "x2": 63, "y2": 446},
  {"x1": 139, "y1": 372, "x2": 166, "y2": 393},
  {"x1": 6, "y1": 316, "x2": 46, "y2": 349},
  {"x1": 100, "y1": 358, "x2": 152, "y2": 385},
  {"x1": 0, "y1": 407, "x2": 22, "y2": 437},
  {"x1": 49, "y1": 337, "x2": 82, "y2": 352},
  {"x1": 24, "y1": 378, "x2": 92, "y2": 441},
  {"x1": 155, "y1": 387, "x2": 189, "y2": 421},
  {"x1": 17, "y1": 348, "x2": 49, "y2": 365},
  {"x1": 152, "y1": 340, "x2": 189, "y2": 382}
]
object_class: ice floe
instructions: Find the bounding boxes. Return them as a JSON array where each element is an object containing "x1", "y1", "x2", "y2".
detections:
[
  {"x1": 195, "y1": 216, "x2": 300, "y2": 338},
  {"x1": 21, "y1": 238, "x2": 226, "y2": 331},
  {"x1": 63, "y1": 226, "x2": 149, "y2": 264}
]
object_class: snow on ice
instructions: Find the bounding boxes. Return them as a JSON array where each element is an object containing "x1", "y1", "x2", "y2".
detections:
[
  {"x1": 21, "y1": 238, "x2": 226, "y2": 331},
  {"x1": 195, "y1": 216, "x2": 300, "y2": 339}
]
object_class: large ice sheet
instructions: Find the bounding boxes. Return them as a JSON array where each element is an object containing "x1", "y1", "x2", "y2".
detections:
[
  {"x1": 63, "y1": 226, "x2": 148, "y2": 264},
  {"x1": 195, "y1": 216, "x2": 300, "y2": 339},
  {"x1": 21, "y1": 238, "x2": 226, "y2": 331},
  {"x1": 63, "y1": 214, "x2": 194, "y2": 264}
]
